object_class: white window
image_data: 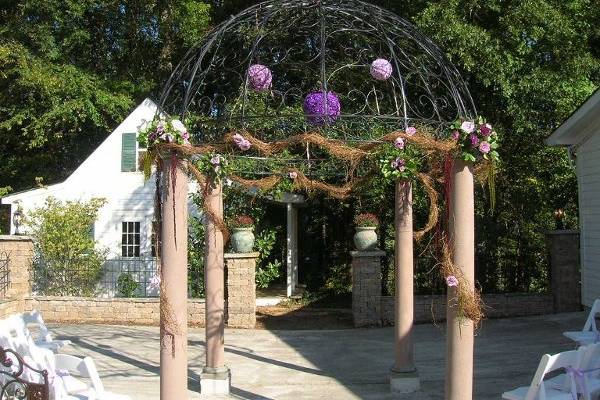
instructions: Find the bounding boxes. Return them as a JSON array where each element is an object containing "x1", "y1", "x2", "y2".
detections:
[{"x1": 121, "y1": 222, "x2": 141, "y2": 257}]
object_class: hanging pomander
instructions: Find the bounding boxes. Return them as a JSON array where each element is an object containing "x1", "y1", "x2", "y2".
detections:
[
  {"x1": 247, "y1": 64, "x2": 273, "y2": 92},
  {"x1": 370, "y1": 58, "x2": 393, "y2": 81},
  {"x1": 303, "y1": 91, "x2": 341, "y2": 125}
]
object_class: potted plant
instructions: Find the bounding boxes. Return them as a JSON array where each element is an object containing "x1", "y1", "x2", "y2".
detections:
[
  {"x1": 230, "y1": 215, "x2": 255, "y2": 253},
  {"x1": 353, "y1": 213, "x2": 379, "y2": 251}
]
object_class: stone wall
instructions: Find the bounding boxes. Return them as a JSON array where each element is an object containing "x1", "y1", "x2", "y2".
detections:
[
  {"x1": 225, "y1": 253, "x2": 257, "y2": 328},
  {"x1": 0, "y1": 236, "x2": 32, "y2": 300},
  {"x1": 351, "y1": 251, "x2": 384, "y2": 326},
  {"x1": 546, "y1": 230, "x2": 581, "y2": 312},
  {"x1": 380, "y1": 293, "x2": 553, "y2": 325},
  {"x1": 24, "y1": 296, "x2": 206, "y2": 326}
]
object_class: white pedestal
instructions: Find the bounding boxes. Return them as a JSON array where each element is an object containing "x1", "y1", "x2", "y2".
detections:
[
  {"x1": 200, "y1": 366, "x2": 231, "y2": 395},
  {"x1": 390, "y1": 369, "x2": 420, "y2": 393}
]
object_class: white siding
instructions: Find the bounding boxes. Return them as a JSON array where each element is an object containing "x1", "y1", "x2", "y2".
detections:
[{"x1": 578, "y1": 132, "x2": 600, "y2": 306}]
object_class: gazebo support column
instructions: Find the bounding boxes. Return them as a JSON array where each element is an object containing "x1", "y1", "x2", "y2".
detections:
[
  {"x1": 445, "y1": 160, "x2": 475, "y2": 400},
  {"x1": 160, "y1": 157, "x2": 188, "y2": 400},
  {"x1": 286, "y1": 202, "x2": 298, "y2": 297},
  {"x1": 201, "y1": 180, "x2": 231, "y2": 395},
  {"x1": 390, "y1": 180, "x2": 420, "y2": 393}
]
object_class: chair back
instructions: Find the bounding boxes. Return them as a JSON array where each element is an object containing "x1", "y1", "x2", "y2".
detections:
[
  {"x1": 583, "y1": 299, "x2": 600, "y2": 332},
  {"x1": 22, "y1": 310, "x2": 52, "y2": 343},
  {"x1": 524, "y1": 350, "x2": 580, "y2": 400}
]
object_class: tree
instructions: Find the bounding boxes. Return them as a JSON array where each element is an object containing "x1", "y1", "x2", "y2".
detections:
[{"x1": 27, "y1": 197, "x2": 108, "y2": 296}]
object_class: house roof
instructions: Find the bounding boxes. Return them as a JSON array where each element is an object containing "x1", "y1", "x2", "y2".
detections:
[
  {"x1": 1, "y1": 184, "x2": 61, "y2": 204},
  {"x1": 547, "y1": 88, "x2": 600, "y2": 147}
]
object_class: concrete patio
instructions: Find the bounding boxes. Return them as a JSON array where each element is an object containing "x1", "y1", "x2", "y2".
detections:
[{"x1": 50, "y1": 311, "x2": 586, "y2": 399}]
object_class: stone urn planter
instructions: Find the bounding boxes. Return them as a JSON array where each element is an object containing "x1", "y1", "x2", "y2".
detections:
[
  {"x1": 229, "y1": 215, "x2": 256, "y2": 253},
  {"x1": 353, "y1": 213, "x2": 379, "y2": 251},
  {"x1": 353, "y1": 226, "x2": 378, "y2": 251},
  {"x1": 231, "y1": 227, "x2": 255, "y2": 253}
]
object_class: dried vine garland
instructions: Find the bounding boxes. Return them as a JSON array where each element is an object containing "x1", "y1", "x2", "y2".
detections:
[{"x1": 145, "y1": 120, "x2": 498, "y2": 326}]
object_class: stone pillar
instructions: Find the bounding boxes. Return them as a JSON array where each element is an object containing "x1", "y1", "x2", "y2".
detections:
[
  {"x1": 390, "y1": 181, "x2": 420, "y2": 393},
  {"x1": 351, "y1": 250, "x2": 384, "y2": 327},
  {"x1": 160, "y1": 157, "x2": 188, "y2": 400},
  {"x1": 445, "y1": 160, "x2": 475, "y2": 400},
  {"x1": 225, "y1": 252, "x2": 258, "y2": 328},
  {"x1": 0, "y1": 236, "x2": 33, "y2": 300},
  {"x1": 546, "y1": 230, "x2": 581, "y2": 312},
  {"x1": 286, "y1": 203, "x2": 298, "y2": 297},
  {"x1": 201, "y1": 180, "x2": 230, "y2": 395}
]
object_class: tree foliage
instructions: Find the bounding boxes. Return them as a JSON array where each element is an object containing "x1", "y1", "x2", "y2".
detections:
[{"x1": 2, "y1": 0, "x2": 599, "y2": 294}]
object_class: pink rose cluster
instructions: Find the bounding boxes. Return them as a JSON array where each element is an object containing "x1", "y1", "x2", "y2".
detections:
[
  {"x1": 453, "y1": 120, "x2": 494, "y2": 155},
  {"x1": 233, "y1": 133, "x2": 252, "y2": 151}
]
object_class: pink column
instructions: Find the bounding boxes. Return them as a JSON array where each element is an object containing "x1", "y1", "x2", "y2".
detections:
[
  {"x1": 390, "y1": 180, "x2": 420, "y2": 393},
  {"x1": 160, "y1": 156, "x2": 188, "y2": 400},
  {"x1": 201, "y1": 180, "x2": 230, "y2": 394},
  {"x1": 445, "y1": 160, "x2": 475, "y2": 400}
]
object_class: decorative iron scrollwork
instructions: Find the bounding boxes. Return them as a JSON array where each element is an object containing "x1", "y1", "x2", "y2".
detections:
[{"x1": 0, "y1": 347, "x2": 49, "y2": 400}]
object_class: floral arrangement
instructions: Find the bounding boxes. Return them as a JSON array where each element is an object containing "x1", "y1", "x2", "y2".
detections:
[
  {"x1": 370, "y1": 58, "x2": 393, "y2": 81},
  {"x1": 303, "y1": 91, "x2": 341, "y2": 125},
  {"x1": 196, "y1": 153, "x2": 230, "y2": 182},
  {"x1": 137, "y1": 117, "x2": 190, "y2": 148},
  {"x1": 232, "y1": 133, "x2": 252, "y2": 151},
  {"x1": 230, "y1": 215, "x2": 255, "y2": 229},
  {"x1": 247, "y1": 64, "x2": 272, "y2": 92},
  {"x1": 449, "y1": 117, "x2": 499, "y2": 163},
  {"x1": 354, "y1": 213, "x2": 379, "y2": 227},
  {"x1": 378, "y1": 127, "x2": 420, "y2": 182}
]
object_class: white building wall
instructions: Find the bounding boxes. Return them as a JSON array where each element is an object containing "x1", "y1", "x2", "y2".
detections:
[
  {"x1": 1, "y1": 98, "x2": 201, "y2": 259},
  {"x1": 577, "y1": 132, "x2": 600, "y2": 307}
]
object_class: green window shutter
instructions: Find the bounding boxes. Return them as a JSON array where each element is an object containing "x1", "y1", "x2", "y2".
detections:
[{"x1": 121, "y1": 132, "x2": 137, "y2": 172}]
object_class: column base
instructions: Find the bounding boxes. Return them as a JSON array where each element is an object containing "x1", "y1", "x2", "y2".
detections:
[
  {"x1": 200, "y1": 366, "x2": 231, "y2": 395},
  {"x1": 390, "y1": 368, "x2": 420, "y2": 393}
]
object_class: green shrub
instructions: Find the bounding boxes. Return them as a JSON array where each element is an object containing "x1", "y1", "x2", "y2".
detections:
[
  {"x1": 116, "y1": 273, "x2": 139, "y2": 298},
  {"x1": 27, "y1": 197, "x2": 107, "y2": 296}
]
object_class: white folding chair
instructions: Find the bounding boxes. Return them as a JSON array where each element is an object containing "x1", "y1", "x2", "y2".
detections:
[
  {"x1": 502, "y1": 350, "x2": 579, "y2": 400},
  {"x1": 22, "y1": 310, "x2": 71, "y2": 352},
  {"x1": 574, "y1": 343, "x2": 600, "y2": 400},
  {"x1": 564, "y1": 299, "x2": 600, "y2": 346},
  {"x1": 0, "y1": 316, "x2": 130, "y2": 400},
  {"x1": 54, "y1": 354, "x2": 131, "y2": 400}
]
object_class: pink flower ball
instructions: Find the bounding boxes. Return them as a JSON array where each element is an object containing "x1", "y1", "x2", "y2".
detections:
[
  {"x1": 248, "y1": 64, "x2": 272, "y2": 92},
  {"x1": 479, "y1": 141, "x2": 491, "y2": 154},
  {"x1": 406, "y1": 126, "x2": 417, "y2": 136},
  {"x1": 394, "y1": 137, "x2": 405, "y2": 150},
  {"x1": 452, "y1": 130, "x2": 460, "y2": 140},
  {"x1": 370, "y1": 58, "x2": 393, "y2": 81}
]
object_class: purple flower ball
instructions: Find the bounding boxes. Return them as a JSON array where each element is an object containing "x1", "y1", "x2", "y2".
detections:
[
  {"x1": 303, "y1": 91, "x2": 341, "y2": 125},
  {"x1": 248, "y1": 64, "x2": 272, "y2": 92},
  {"x1": 370, "y1": 58, "x2": 393, "y2": 81}
]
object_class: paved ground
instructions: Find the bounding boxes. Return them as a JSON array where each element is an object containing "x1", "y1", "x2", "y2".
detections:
[{"x1": 50, "y1": 312, "x2": 586, "y2": 399}]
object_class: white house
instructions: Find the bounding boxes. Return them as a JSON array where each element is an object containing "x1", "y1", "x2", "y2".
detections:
[
  {"x1": 547, "y1": 88, "x2": 600, "y2": 307},
  {"x1": 1, "y1": 98, "x2": 197, "y2": 296}
]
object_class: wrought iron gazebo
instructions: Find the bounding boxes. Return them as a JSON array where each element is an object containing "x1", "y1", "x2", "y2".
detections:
[
  {"x1": 153, "y1": 1, "x2": 485, "y2": 398},
  {"x1": 159, "y1": 0, "x2": 476, "y2": 144}
]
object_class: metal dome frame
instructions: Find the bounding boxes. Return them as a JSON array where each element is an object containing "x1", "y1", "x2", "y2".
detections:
[{"x1": 158, "y1": 0, "x2": 476, "y2": 144}]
